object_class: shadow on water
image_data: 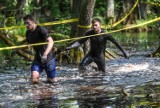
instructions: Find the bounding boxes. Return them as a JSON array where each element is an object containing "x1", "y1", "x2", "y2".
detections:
[{"x1": 0, "y1": 32, "x2": 160, "y2": 108}]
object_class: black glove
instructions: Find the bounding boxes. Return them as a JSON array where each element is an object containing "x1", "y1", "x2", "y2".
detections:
[
  {"x1": 65, "y1": 42, "x2": 80, "y2": 51},
  {"x1": 65, "y1": 46, "x2": 72, "y2": 51},
  {"x1": 41, "y1": 55, "x2": 47, "y2": 64}
]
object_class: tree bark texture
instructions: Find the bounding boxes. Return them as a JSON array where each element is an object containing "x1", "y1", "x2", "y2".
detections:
[
  {"x1": 139, "y1": 2, "x2": 147, "y2": 19},
  {"x1": 15, "y1": 0, "x2": 26, "y2": 22},
  {"x1": 77, "y1": 0, "x2": 96, "y2": 37},
  {"x1": 75, "y1": 0, "x2": 96, "y2": 63},
  {"x1": 107, "y1": 0, "x2": 114, "y2": 18},
  {"x1": 70, "y1": 0, "x2": 82, "y2": 37}
]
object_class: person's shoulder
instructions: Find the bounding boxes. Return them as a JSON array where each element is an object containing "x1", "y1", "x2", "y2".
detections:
[
  {"x1": 37, "y1": 25, "x2": 48, "y2": 33},
  {"x1": 87, "y1": 29, "x2": 94, "y2": 33},
  {"x1": 85, "y1": 29, "x2": 94, "y2": 35},
  {"x1": 36, "y1": 25, "x2": 46, "y2": 31}
]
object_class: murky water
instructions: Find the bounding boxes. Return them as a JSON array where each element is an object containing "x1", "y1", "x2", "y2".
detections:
[{"x1": 0, "y1": 32, "x2": 160, "y2": 108}]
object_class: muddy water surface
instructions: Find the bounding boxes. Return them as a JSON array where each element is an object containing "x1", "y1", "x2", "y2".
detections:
[{"x1": 0, "y1": 32, "x2": 160, "y2": 108}]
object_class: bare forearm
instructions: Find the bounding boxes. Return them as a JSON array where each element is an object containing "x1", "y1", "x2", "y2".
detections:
[{"x1": 43, "y1": 37, "x2": 54, "y2": 56}]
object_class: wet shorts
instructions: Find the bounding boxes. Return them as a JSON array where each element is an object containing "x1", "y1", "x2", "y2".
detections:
[{"x1": 31, "y1": 58, "x2": 56, "y2": 79}]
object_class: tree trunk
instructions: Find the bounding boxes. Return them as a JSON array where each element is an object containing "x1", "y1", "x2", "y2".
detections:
[
  {"x1": 74, "y1": 0, "x2": 96, "y2": 63},
  {"x1": 139, "y1": 1, "x2": 147, "y2": 19},
  {"x1": 106, "y1": 0, "x2": 114, "y2": 24},
  {"x1": 15, "y1": 0, "x2": 26, "y2": 23},
  {"x1": 77, "y1": 0, "x2": 96, "y2": 37},
  {"x1": 70, "y1": 0, "x2": 82, "y2": 37},
  {"x1": 122, "y1": 0, "x2": 138, "y2": 31},
  {"x1": 122, "y1": 0, "x2": 136, "y2": 25},
  {"x1": 151, "y1": 25, "x2": 160, "y2": 57}
]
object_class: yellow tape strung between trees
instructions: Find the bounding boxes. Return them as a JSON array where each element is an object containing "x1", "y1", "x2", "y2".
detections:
[
  {"x1": 0, "y1": 0, "x2": 159, "y2": 31},
  {"x1": 39, "y1": 18, "x2": 78, "y2": 26},
  {"x1": 111, "y1": 0, "x2": 139, "y2": 28},
  {"x1": 0, "y1": 18, "x2": 79, "y2": 30},
  {"x1": 101, "y1": 0, "x2": 139, "y2": 28},
  {"x1": 0, "y1": 17, "x2": 159, "y2": 51},
  {"x1": 142, "y1": 2, "x2": 160, "y2": 7},
  {"x1": 78, "y1": 24, "x2": 92, "y2": 28},
  {"x1": 0, "y1": 26, "x2": 25, "y2": 30}
]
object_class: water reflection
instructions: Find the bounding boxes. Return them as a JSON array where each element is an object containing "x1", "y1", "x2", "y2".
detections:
[
  {"x1": 112, "y1": 32, "x2": 159, "y2": 56},
  {"x1": 35, "y1": 96, "x2": 58, "y2": 108}
]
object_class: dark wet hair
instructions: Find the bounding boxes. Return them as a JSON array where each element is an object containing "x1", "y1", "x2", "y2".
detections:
[
  {"x1": 23, "y1": 14, "x2": 35, "y2": 23},
  {"x1": 91, "y1": 18, "x2": 101, "y2": 24}
]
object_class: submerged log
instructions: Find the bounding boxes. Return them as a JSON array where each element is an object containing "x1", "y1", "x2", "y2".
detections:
[{"x1": 105, "y1": 49, "x2": 119, "y2": 60}]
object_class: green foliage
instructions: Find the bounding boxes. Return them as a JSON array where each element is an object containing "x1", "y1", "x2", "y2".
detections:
[
  {"x1": 1, "y1": 0, "x2": 17, "y2": 10},
  {"x1": 0, "y1": 42, "x2": 12, "y2": 59},
  {"x1": 143, "y1": 0, "x2": 160, "y2": 3},
  {"x1": 4, "y1": 17, "x2": 16, "y2": 27},
  {"x1": 114, "y1": 0, "x2": 123, "y2": 14},
  {"x1": 51, "y1": 33, "x2": 69, "y2": 40},
  {"x1": 94, "y1": 0, "x2": 107, "y2": 17},
  {"x1": 15, "y1": 22, "x2": 26, "y2": 36},
  {"x1": 50, "y1": 32, "x2": 70, "y2": 48},
  {"x1": 4, "y1": 17, "x2": 26, "y2": 43}
]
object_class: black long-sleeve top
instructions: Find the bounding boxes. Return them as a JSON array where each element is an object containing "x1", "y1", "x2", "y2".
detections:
[{"x1": 78, "y1": 29, "x2": 126, "y2": 57}]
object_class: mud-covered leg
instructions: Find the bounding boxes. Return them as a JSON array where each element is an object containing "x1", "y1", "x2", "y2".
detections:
[{"x1": 79, "y1": 54, "x2": 94, "y2": 76}]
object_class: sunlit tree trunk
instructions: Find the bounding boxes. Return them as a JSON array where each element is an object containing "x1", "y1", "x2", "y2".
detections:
[{"x1": 106, "y1": 0, "x2": 114, "y2": 24}]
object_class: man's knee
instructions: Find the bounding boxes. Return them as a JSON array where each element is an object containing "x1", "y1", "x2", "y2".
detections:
[
  {"x1": 31, "y1": 71, "x2": 39, "y2": 84},
  {"x1": 31, "y1": 71, "x2": 39, "y2": 78}
]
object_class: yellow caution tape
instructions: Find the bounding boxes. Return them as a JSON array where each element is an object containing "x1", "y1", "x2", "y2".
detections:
[
  {"x1": 0, "y1": 26, "x2": 25, "y2": 30},
  {"x1": 78, "y1": 24, "x2": 92, "y2": 28},
  {"x1": 39, "y1": 18, "x2": 78, "y2": 26},
  {"x1": 0, "y1": 17, "x2": 160, "y2": 51},
  {"x1": 0, "y1": 18, "x2": 79, "y2": 30},
  {"x1": 111, "y1": 0, "x2": 139, "y2": 28},
  {"x1": 101, "y1": 0, "x2": 139, "y2": 29},
  {"x1": 142, "y1": 2, "x2": 160, "y2": 7}
]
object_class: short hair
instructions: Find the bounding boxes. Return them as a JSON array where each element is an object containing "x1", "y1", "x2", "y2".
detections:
[
  {"x1": 91, "y1": 18, "x2": 101, "y2": 24},
  {"x1": 23, "y1": 14, "x2": 35, "y2": 23}
]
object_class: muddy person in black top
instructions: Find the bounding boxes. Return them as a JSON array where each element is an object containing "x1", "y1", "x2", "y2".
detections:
[
  {"x1": 23, "y1": 14, "x2": 57, "y2": 84},
  {"x1": 66, "y1": 18, "x2": 129, "y2": 73}
]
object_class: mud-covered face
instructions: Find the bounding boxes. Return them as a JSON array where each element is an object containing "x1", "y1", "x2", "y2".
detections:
[
  {"x1": 92, "y1": 21, "x2": 101, "y2": 33},
  {"x1": 24, "y1": 19, "x2": 35, "y2": 31}
]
